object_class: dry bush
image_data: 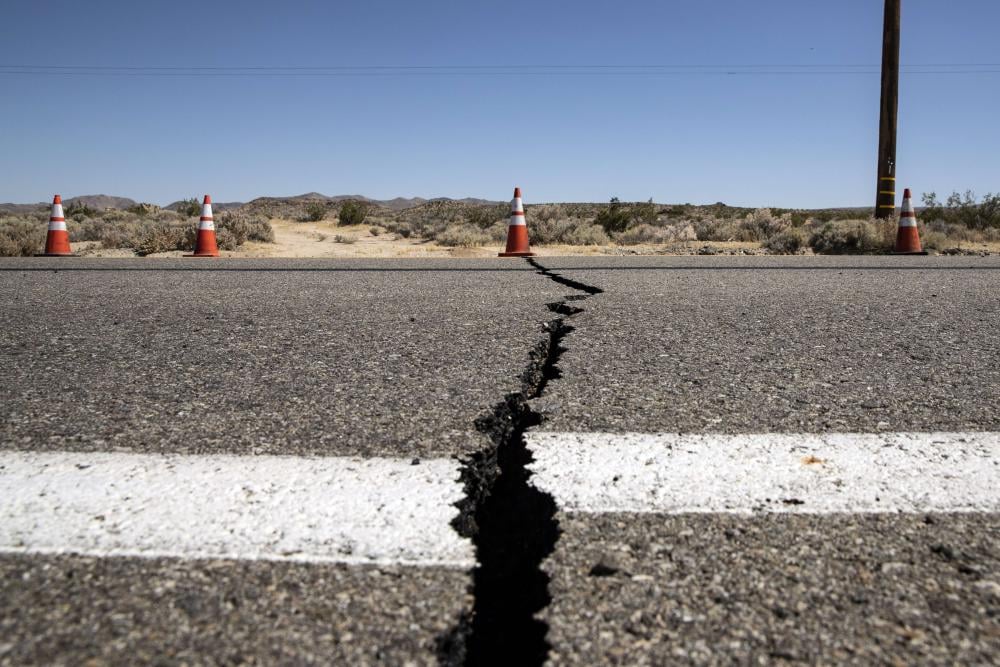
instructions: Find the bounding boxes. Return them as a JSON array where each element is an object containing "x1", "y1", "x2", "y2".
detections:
[
  {"x1": 0, "y1": 217, "x2": 47, "y2": 256},
  {"x1": 216, "y1": 210, "x2": 274, "y2": 244},
  {"x1": 617, "y1": 224, "x2": 671, "y2": 245},
  {"x1": 560, "y1": 223, "x2": 609, "y2": 246},
  {"x1": 763, "y1": 228, "x2": 809, "y2": 254},
  {"x1": 434, "y1": 225, "x2": 492, "y2": 247},
  {"x1": 808, "y1": 219, "x2": 890, "y2": 254},
  {"x1": 738, "y1": 208, "x2": 792, "y2": 242},
  {"x1": 134, "y1": 221, "x2": 191, "y2": 256},
  {"x1": 694, "y1": 216, "x2": 741, "y2": 241}
]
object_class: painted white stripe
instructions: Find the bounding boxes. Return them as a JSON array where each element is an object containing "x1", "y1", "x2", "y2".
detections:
[
  {"x1": 898, "y1": 219, "x2": 917, "y2": 227},
  {"x1": 508, "y1": 219, "x2": 527, "y2": 226},
  {"x1": 198, "y1": 220, "x2": 215, "y2": 230},
  {"x1": 0, "y1": 450, "x2": 473, "y2": 567},
  {"x1": 47, "y1": 221, "x2": 67, "y2": 231},
  {"x1": 527, "y1": 432, "x2": 1000, "y2": 514}
]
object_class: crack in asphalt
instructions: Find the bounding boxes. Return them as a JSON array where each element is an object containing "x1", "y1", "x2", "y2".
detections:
[{"x1": 437, "y1": 258, "x2": 604, "y2": 667}]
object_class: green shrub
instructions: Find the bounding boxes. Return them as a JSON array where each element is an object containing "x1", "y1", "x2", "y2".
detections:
[
  {"x1": 303, "y1": 202, "x2": 327, "y2": 222},
  {"x1": 594, "y1": 197, "x2": 632, "y2": 234},
  {"x1": 338, "y1": 200, "x2": 368, "y2": 226},
  {"x1": 65, "y1": 202, "x2": 98, "y2": 219},
  {"x1": 465, "y1": 205, "x2": 507, "y2": 229},
  {"x1": 175, "y1": 198, "x2": 201, "y2": 218},
  {"x1": 922, "y1": 191, "x2": 1000, "y2": 229}
]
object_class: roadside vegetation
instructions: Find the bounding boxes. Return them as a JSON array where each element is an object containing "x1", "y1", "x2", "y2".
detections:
[
  {"x1": 0, "y1": 206, "x2": 274, "y2": 257},
  {"x1": 3, "y1": 190, "x2": 997, "y2": 257}
]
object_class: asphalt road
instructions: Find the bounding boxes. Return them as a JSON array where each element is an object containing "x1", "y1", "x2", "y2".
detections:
[
  {"x1": 1, "y1": 256, "x2": 998, "y2": 665},
  {"x1": 535, "y1": 256, "x2": 1000, "y2": 665}
]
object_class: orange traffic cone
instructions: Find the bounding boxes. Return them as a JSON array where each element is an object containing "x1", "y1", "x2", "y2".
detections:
[
  {"x1": 498, "y1": 187, "x2": 535, "y2": 257},
  {"x1": 893, "y1": 188, "x2": 927, "y2": 255},
  {"x1": 37, "y1": 195, "x2": 73, "y2": 256},
  {"x1": 184, "y1": 195, "x2": 219, "y2": 257}
]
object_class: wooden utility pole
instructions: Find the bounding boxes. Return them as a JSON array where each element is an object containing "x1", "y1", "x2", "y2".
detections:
[{"x1": 875, "y1": 0, "x2": 901, "y2": 219}]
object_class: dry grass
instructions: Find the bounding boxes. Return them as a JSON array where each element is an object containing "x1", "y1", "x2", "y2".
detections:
[{"x1": 4, "y1": 197, "x2": 998, "y2": 258}]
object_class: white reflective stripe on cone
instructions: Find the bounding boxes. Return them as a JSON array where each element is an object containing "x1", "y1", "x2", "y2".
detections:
[
  {"x1": 50, "y1": 204, "x2": 64, "y2": 219},
  {"x1": 198, "y1": 220, "x2": 215, "y2": 230},
  {"x1": 48, "y1": 220, "x2": 68, "y2": 231},
  {"x1": 201, "y1": 203, "x2": 213, "y2": 218}
]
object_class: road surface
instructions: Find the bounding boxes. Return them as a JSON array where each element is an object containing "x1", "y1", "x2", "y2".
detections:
[{"x1": 1, "y1": 256, "x2": 998, "y2": 665}]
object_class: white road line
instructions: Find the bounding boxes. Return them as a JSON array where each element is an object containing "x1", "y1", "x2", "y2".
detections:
[
  {"x1": 526, "y1": 432, "x2": 1000, "y2": 514},
  {"x1": 0, "y1": 450, "x2": 473, "y2": 568}
]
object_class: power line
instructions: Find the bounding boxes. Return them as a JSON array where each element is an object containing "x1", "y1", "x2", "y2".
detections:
[{"x1": 0, "y1": 64, "x2": 998, "y2": 77}]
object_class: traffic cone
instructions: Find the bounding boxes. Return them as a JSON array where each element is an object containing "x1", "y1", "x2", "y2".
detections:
[
  {"x1": 37, "y1": 195, "x2": 73, "y2": 256},
  {"x1": 184, "y1": 195, "x2": 219, "y2": 257},
  {"x1": 893, "y1": 188, "x2": 927, "y2": 255},
  {"x1": 498, "y1": 187, "x2": 535, "y2": 257}
]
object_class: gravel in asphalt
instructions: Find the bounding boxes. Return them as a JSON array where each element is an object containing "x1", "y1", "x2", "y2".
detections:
[
  {"x1": 533, "y1": 256, "x2": 1000, "y2": 434},
  {"x1": 0, "y1": 257, "x2": 566, "y2": 666},
  {"x1": 0, "y1": 258, "x2": 566, "y2": 459},
  {"x1": 0, "y1": 555, "x2": 468, "y2": 666},
  {"x1": 527, "y1": 256, "x2": 1000, "y2": 665},
  {"x1": 542, "y1": 513, "x2": 1000, "y2": 665}
]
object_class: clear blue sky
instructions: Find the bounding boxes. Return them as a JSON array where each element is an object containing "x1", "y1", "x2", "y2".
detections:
[{"x1": 1, "y1": 1, "x2": 997, "y2": 207}]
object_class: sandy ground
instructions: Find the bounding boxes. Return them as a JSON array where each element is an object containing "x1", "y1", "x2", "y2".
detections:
[
  {"x1": 71, "y1": 219, "x2": 762, "y2": 259},
  {"x1": 69, "y1": 218, "x2": 1000, "y2": 258}
]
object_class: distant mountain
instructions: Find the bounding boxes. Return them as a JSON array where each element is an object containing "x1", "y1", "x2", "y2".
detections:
[
  {"x1": 64, "y1": 195, "x2": 138, "y2": 210},
  {"x1": 0, "y1": 194, "x2": 138, "y2": 214}
]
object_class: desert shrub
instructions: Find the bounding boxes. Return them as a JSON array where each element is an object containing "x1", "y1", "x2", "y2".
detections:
[
  {"x1": 808, "y1": 219, "x2": 890, "y2": 254},
  {"x1": 617, "y1": 224, "x2": 669, "y2": 245},
  {"x1": 922, "y1": 191, "x2": 1000, "y2": 229},
  {"x1": 303, "y1": 202, "x2": 327, "y2": 222},
  {"x1": 434, "y1": 225, "x2": 491, "y2": 247},
  {"x1": 216, "y1": 211, "x2": 274, "y2": 244},
  {"x1": 333, "y1": 235, "x2": 357, "y2": 244},
  {"x1": 0, "y1": 217, "x2": 46, "y2": 256},
  {"x1": 465, "y1": 205, "x2": 507, "y2": 229},
  {"x1": 134, "y1": 221, "x2": 190, "y2": 256},
  {"x1": 175, "y1": 198, "x2": 201, "y2": 218},
  {"x1": 338, "y1": 200, "x2": 368, "y2": 226},
  {"x1": 369, "y1": 225, "x2": 384, "y2": 236},
  {"x1": 563, "y1": 224, "x2": 610, "y2": 246},
  {"x1": 128, "y1": 203, "x2": 160, "y2": 218},
  {"x1": 65, "y1": 202, "x2": 98, "y2": 219},
  {"x1": 594, "y1": 197, "x2": 632, "y2": 234},
  {"x1": 213, "y1": 227, "x2": 237, "y2": 251},
  {"x1": 763, "y1": 228, "x2": 808, "y2": 254},
  {"x1": 694, "y1": 217, "x2": 741, "y2": 241},
  {"x1": 738, "y1": 208, "x2": 791, "y2": 242},
  {"x1": 633, "y1": 199, "x2": 658, "y2": 225}
]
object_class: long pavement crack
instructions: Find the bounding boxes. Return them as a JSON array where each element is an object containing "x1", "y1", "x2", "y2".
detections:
[{"x1": 438, "y1": 259, "x2": 604, "y2": 666}]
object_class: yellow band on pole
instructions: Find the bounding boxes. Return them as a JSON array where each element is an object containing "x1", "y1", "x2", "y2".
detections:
[{"x1": 880, "y1": 176, "x2": 896, "y2": 181}]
